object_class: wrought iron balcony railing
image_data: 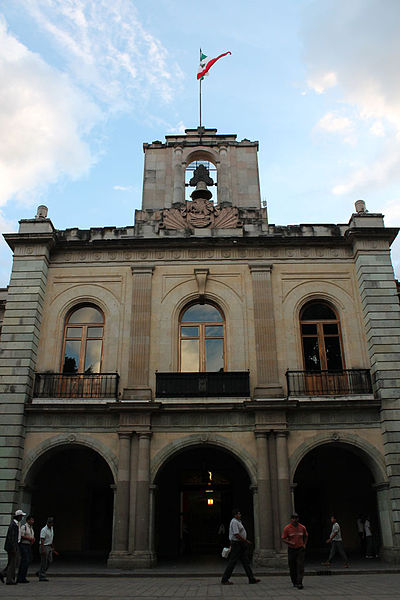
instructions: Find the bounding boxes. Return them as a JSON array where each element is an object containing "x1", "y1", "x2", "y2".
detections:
[
  {"x1": 286, "y1": 369, "x2": 372, "y2": 397},
  {"x1": 33, "y1": 373, "x2": 119, "y2": 399},
  {"x1": 156, "y1": 371, "x2": 250, "y2": 398}
]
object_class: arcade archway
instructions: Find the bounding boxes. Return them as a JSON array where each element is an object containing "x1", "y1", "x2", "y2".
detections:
[
  {"x1": 293, "y1": 444, "x2": 379, "y2": 555},
  {"x1": 28, "y1": 445, "x2": 114, "y2": 559},
  {"x1": 154, "y1": 445, "x2": 253, "y2": 560}
]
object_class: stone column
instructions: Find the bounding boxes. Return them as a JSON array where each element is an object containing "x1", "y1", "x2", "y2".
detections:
[
  {"x1": 254, "y1": 432, "x2": 273, "y2": 560},
  {"x1": 275, "y1": 431, "x2": 292, "y2": 551},
  {"x1": 350, "y1": 224, "x2": 400, "y2": 556},
  {"x1": 373, "y1": 482, "x2": 394, "y2": 556},
  {"x1": 218, "y1": 145, "x2": 229, "y2": 205},
  {"x1": 108, "y1": 433, "x2": 131, "y2": 564},
  {"x1": 0, "y1": 214, "x2": 55, "y2": 557},
  {"x1": 250, "y1": 265, "x2": 282, "y2": 398},
  {"x1": 132, "y1": 432, "x2": 154, "y2": 566},
  {"x1": 124, "y1": 266, "x2": 154, "y2": 400},
  {"x1": 172, "y1": 147, "x2": 185, "y2": 206},
  {"x1": 267, "y1": 432, "x2": 281, "y2": 552}
]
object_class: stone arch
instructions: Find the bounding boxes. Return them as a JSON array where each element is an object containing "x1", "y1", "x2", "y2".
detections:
[
  {"x1": 22, "y1": 433, "x2": 118, "y2": 486},
  {"x1": 289, "y1": 431, "x2": 387, "y2": 485},
  {"x1": 282, "y1": 280, "x2": 369, "y2": 371},
  {"x1": 151, "y1": 433, "x2": 257, "y2": 486},
  {"x1": 37, "y1": 284, "x2": 122, "y2": 373},
  {"x1": 157, "y1": 276, "x2": 247, "y2": 373}
]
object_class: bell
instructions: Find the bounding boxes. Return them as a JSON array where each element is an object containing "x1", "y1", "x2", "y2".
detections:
[{"x1": 191, "y1": 180, "x2": 213, "y2": 201}]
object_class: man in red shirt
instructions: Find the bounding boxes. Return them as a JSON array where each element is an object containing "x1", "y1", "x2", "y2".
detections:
[{"x1": 282, "y1": 513, "x2": 308, "y2": 590}]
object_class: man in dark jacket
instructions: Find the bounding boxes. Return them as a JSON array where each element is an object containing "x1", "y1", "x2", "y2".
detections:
[{"x1": 0, "y1": 509, "x2": 26, "y2": 585}]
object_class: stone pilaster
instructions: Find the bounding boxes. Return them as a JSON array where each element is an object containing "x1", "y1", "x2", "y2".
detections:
[
  {"x1": 254, "y1": 432, "x2": 273, "y2": 561},
  {"x1": 108, "y1": 432, "x2": 131, "y2": 564},
  {"x1": 250, "y1": 265, "x2": 282, "y2": 398},
  {"x1": 132, "y1": 432, "x2": 154, "y2": 566},
  {"x1": 373, "y1": 482, "x2": 394, "y2": 558},
  {"x1": 218, "y1": 145, "x2": 229, "y2": 205},
  {"x1": 123, "y1": 266, "x2": 154, "y2": 400},
  {"x1": 0, "y1": 218, "x2": 55, "y2": 557},
  {"x1": 172, "y1": 146, "x2": 185, "y2": 206},
  {"x1": 275, "y1": 430, "x2": 291, "y2": 551},
  {"x1": 351, "y1": 230, "x2": 400, "y2": 554},
  {"x1": 267, "y1": 432, "x2": 281, "y2": 552}
]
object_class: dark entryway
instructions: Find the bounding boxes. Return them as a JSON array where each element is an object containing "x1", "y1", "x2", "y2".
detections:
[
  {"x1": 29, "y1": 446, "x2": 114, "y2": 559},
  {"x1": 154, "y1": 445, "x2": 253, "y2": 560},
  {"x1": 293, "y1": 444, "x2": 379, "y2": 555}
]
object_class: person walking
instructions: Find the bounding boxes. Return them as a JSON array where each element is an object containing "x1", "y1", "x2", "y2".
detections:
[
  {"x1": 282, "y1": 512, "x2": 308, "y2": 590},
  {"x1": 364, "y1": 516, "x2": 377, "y2": 558},
  {"x1": 37, "y1": 517, "x2": 57, "y2": 582},
  {"x1": 0, "y1": 509, "x2": 26, "y2": 585},
  {"x1": 17, "y1": 515, "x2": 35, "y2": 583},
  {"x1": 322, "y1": 515, "x2": 349, "y2": 567},
  {"x1": 220, "y1": 509, "x2": 260, "y2": 586},
  {"x1": 356, "y1": 516, "x2": 365, "y2": 558}
]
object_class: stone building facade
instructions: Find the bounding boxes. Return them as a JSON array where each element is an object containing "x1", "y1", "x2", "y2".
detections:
[{"x1": 1, "y1": 127, "x2": 400, "y2": 567}]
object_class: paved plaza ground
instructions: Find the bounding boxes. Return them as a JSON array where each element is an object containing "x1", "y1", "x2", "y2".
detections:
[{"x1": 2, "y1": 573, "x2": 400, "y2": 599}]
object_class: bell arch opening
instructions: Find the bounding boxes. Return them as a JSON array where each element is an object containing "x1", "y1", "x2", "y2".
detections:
[
  {"x1": 293, "y1": 443, "x2": 380, "y2": 557},
  {"x1": 26, "y1": 444, "x2": 114, "y2": 560},
  {"x1": 154, "y1": 444, "x2": 253, "y2": 561}
]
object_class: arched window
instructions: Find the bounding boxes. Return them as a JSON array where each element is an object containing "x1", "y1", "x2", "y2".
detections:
[
  {"x1": 179, "y1": 303, "x2": 225, "y2": 372},
  {"x1": 62, "y1": 305, "x2": 104, "y2": 374},
  {"x1": 300, "y1": 301, "x2": 344, "y2": 371}
]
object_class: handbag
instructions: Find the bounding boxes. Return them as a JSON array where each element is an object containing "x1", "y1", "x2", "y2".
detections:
[{"x1": 221, "y1": 546, "x2": 231, "y2": 559}]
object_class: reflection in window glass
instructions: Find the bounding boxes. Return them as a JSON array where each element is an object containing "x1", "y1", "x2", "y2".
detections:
[
  {"x1": 300, "y1": 301, "x2": 344, "y2": 372},
  {"x1": 205, "y1": 339, "x2": 224, "y2": 371},
  {"x1": 63, "y1": 341, "x2": 81, "y2": 373},
  {"x1": 179, "y1": 303, "x2": 225, "y2": 372},
  {"x1": 181, "y1": 340, "x2": 200, "y2": 372},
  {"x1": 181, "y1": 304, "x2": 222, "y2": 323},
  {"x1": 85, "y1": 339, "x2": 102, "y2": 373},
  {"x1": 68, "y1": 306, "x2": 104, "y2": 324},
  {"x1": 62, "y1": 305, "x2": 104, "y2": 373}
]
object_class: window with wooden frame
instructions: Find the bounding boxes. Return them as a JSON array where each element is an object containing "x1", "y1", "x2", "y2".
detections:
[
  {"x1": 300, "y1": 301, "x2": 344, "y2": 371},
  {"x1": 62, "y1": 305, "x2": 104, "y2": 374},
  {"x1": 179, "y1": 303, "x2": 225, "y2": 372}
]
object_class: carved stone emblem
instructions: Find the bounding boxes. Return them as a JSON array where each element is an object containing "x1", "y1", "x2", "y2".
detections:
[{"x1": 161, "y1": 199, "x2": 240, "y2": 230}]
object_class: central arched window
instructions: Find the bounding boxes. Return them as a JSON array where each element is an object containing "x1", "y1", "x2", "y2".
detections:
[
  {"x1": 179, "y1": 303, "x2": 225, "y2": 372},
  {"x1": 62, "y1": 305, "x2": 104, "y2": 374},
  {"x1": 300, "y1": 301, "x2": 344, "y2": 371}
]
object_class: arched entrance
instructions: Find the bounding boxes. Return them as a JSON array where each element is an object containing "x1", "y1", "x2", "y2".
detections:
[
  {"x1": 293, "y1": 444, "x2": 379, "y2": 556},
  {"x1": 28, "y1": 445, "x2": 114, "y2": 559},
  {"x1": 154, "y1": 445, "x2": 253, "y2": 560}
]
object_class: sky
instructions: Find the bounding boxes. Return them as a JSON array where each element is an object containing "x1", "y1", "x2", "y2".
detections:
[{"x1": 1, "y1": 0, "x2": 400, "y2": 286}]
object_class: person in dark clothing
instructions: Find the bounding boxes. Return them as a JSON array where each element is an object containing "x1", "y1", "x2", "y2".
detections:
[
  {"x1": 17, "y1": 515, "x2": 35, "y2": 583},
  {"x1": 0, "y1": 509, "x2": 26, "y2": 585}
]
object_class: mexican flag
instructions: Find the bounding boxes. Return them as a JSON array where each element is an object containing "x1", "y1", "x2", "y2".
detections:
[{"x1": 197, "y1": 51, "x2": 231, "y2": 80}]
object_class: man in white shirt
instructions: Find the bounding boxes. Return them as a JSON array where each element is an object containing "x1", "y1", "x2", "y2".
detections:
[
  {"x1": 17, "y1": 515, "x2": 35, "y2": 583},
  {"x1": 37, "y1": 517, "x2": 57, "y2": 582},
  {"x1": 322, "y1": 515, "x2": 349, "y2": 568},
  {"x1": 220, "y1": 509, "x2": 260, "y2": 585}
]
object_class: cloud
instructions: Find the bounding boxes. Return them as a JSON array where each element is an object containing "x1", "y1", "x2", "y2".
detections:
[
  {"x1": 0, "y1": 18, "x2": 100, "y2": 206},
  {"x1": 20, "y1": 0, "x2": 183, "y2": 110},
  {"x1": 315, "y1": 111, "x2": 356, "y2": 145},
  {"x1": 302, "y1": 0, "x2": 400, "y2": 192},
  {"x1": 167, "y1": 121, "x2": 186, "y2": 134},
  {"x1": 113, "y1": 185, "x2": 133, "y2": 192},
  {"x1": 0, "y1": 2, "x2": 183, "y2": 209}
]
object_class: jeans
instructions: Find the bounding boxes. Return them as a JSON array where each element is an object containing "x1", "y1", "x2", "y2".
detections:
[
  {"x1": 38, "y1": 546, "x2": 52, "y2": 580},
  {"x1": 221, "y1": 541, "x2": 257, "y2": 583},
  {"x1": 17, "y1": 544, "x2": 32, "y2": 582},
  {"x1": 288, "y1": 547, "x2": 305, "y2": 586},
  {"x1": 328, "y1": 540, "x2": 348, "y2": 563}
]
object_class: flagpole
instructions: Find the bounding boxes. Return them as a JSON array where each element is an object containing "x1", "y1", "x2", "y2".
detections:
[{"x1": 199, "y1": 48, "x2": 202, "y2": 127}]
